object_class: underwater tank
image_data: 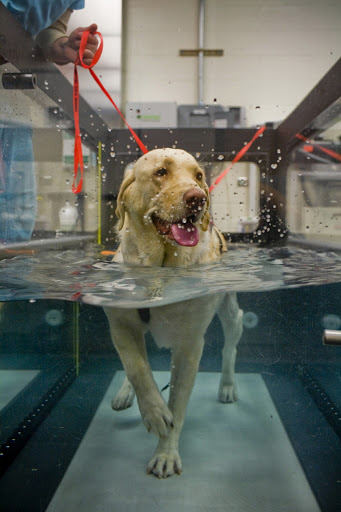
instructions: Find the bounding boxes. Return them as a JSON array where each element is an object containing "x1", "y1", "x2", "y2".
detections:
[{"x1": 0, "y1": 3, "x2": 340, "y2": 511}]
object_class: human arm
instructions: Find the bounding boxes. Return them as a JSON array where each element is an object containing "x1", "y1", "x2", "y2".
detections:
[{"x1": 35, "y1": 10, "x2": 98, "y2": 65}]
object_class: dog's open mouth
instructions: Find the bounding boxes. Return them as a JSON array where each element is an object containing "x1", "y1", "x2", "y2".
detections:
[{"x1": 152, "y1": 215, "x2": 200, "y2": 247}]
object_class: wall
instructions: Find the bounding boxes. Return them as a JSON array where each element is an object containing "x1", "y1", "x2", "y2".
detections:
[{"x1": 122, "y1": 0, "x2": 341, "y2": 127}]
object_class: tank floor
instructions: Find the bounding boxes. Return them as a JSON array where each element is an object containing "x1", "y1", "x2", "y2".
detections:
[
  {"x1": 0, "y1": 370, "x2": 38, "y2": 410},
  {"x1": 46, "y1": 371, "x2": 320, "y2": 512}
]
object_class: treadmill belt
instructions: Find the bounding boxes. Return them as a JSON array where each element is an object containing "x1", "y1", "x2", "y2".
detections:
[{"x1": 47, "y1": 372, "x2": 321, "y2": 512}]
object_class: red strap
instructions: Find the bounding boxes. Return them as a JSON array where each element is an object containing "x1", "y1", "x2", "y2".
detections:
[
  {"x1": 296, "y1": 133, "x2": 341, "y2": 162},
  {"x1": 72, "y1": 64, "x2": 83, "y2": 193},
  {"x1": 72, "y1": 30, "x2": 148, "y2": 194},
  {"x1": 88, "y1": 68, "x2": 149, "y2": 154},
  {"x1": 209, "y1": 125, "x2": 266, "y2": 193}
]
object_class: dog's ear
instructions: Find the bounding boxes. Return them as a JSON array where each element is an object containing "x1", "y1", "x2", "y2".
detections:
[
  {"x1": 115, "y1": 169, "x2": 136, "y2": 231},
  {"x1": 201, "y1": 209, "x2": 211, "y2": 231},
  {"x1": 201, "y1": 178, "x2": 211, "y2": 232}
]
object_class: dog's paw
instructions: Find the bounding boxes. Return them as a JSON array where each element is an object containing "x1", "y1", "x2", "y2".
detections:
[
  {"x1": 147, "y1": 448, "x2": 182, "y2": 478},
  {"x1": 218, "y1": 382, "x2": 238, "y2": 403},
  {"x1": 111, "y1": 387, "x2": 135, "y2": 411},
  {"x1": 111, "y1": 378, "x2": 135, "y2": 411},
  {"x1": 138, "y1": 394, "x2": 174, "y2": 439}
]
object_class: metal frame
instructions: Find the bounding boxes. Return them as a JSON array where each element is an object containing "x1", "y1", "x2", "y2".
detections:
[
  {"x1": 100, "y1": 126, "x2": 284, "y2": 245},
  {"x1": 276, "y1": 57, "x2": 341, "y2": 152}
]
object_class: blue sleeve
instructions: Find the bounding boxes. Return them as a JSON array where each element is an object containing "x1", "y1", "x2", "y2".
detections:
[{"x1": 3, "y1": 0, "x2": 85, "y2": 36}]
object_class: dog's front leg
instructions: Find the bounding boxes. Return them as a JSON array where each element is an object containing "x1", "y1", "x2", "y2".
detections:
[
  {"x1": 147, "y1": 337, "x2": 205, "y2": 478},
  {"x1": 104, "y1": 307, "x2": 173, "y2": 439}
]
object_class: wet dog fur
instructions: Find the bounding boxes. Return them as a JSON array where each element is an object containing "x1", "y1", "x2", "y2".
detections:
[{"x1": 104, "y1": 148, "x2": 243, "y2": 478}]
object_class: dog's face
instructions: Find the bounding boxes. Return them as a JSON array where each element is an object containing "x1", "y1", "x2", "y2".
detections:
[{"x1": 116, "y1": 148, "x2": 211, "y2": 247}]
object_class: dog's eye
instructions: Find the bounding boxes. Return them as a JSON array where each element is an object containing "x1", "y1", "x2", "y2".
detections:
[
  {"x1": 196, "y1": 172, "x2": 203, "y2": 181},
  {"x1": 155, "y1": 168, "x2": 167, "y2": 177}
]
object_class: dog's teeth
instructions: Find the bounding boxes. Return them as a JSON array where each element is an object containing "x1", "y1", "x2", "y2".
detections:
[{"x1": 182, "y1": 218, "x2": 187, "y2": 223}]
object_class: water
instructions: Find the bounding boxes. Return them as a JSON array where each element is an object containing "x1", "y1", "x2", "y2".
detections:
[
  {"x1": 1, "y1": 244, "x2": 341, "y2": 308},
  {"x1": 1, "y1": 244, "x2": 340, "y2": 512}
]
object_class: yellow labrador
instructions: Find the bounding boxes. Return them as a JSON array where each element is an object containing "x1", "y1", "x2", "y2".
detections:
[{"x1": 104, "y1": 148, "x2": 243, "y2": 478}]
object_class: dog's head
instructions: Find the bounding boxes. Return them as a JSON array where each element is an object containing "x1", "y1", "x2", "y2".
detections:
[{"x1": 116, "y1": 148, "x2": 211, "y2": 247}]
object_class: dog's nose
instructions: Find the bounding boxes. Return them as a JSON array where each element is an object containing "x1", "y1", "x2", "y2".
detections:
[{"x1": 183, "y1": 188, "x2": 207, "y2": 212}]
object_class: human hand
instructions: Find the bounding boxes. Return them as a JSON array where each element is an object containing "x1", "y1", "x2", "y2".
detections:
[{"x1": 51, "y1": 23, "x2": 98, "y2": 65}]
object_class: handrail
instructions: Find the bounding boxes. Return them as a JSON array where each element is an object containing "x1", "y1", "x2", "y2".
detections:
[{"x1": 276, "y1": 57, "x2": 341, "y2": 151}]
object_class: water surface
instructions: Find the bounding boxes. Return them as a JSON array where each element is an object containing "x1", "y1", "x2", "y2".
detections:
[{"x1": 1, "y1": 245, "x2": 341, "y2": 307}]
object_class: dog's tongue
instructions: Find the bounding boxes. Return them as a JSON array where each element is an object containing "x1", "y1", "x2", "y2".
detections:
[{"x1": 170, "y1": 221, "x2": 199, "y2": 246}]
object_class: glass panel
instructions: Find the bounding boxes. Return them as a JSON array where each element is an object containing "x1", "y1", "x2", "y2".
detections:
[
  {"x1": 0, "y1": 2, "x2": 340, "y2": 511},
  {"x1": 0, "y1": 63, "x2": 99, "y2": 244},
  {"x1": 209, "y1": 162, "x2": 260, "y2": 233},
  {"x1": 287, "y1": 98, "x2": 341, "y2": 245}
]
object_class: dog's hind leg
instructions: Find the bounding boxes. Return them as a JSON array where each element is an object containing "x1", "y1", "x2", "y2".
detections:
[
  {"x1": 217, "y1": 293, "x2": 243, "y2": 403},
  {"x1": 112, "y1": 374, "x2": 135, "y2": 411}
]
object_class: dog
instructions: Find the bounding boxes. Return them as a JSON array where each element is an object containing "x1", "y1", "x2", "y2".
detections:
[{"x1": 104, "y1": 148, "x2": 243, "y2": 478}]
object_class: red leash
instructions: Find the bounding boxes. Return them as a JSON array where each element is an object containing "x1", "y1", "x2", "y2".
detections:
[
  {"x1": 73, "y1": 31, "x2": 268, "y2": 194},
  {"x1": 72, "y1": 30, "x2": 148, "y2": 193},
  {"x1": 209, "y1": 125, "x2": 266, "y2": 193},
  {"x1": 296, "y1": 133, "x2": 341, "y2": 162}
]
